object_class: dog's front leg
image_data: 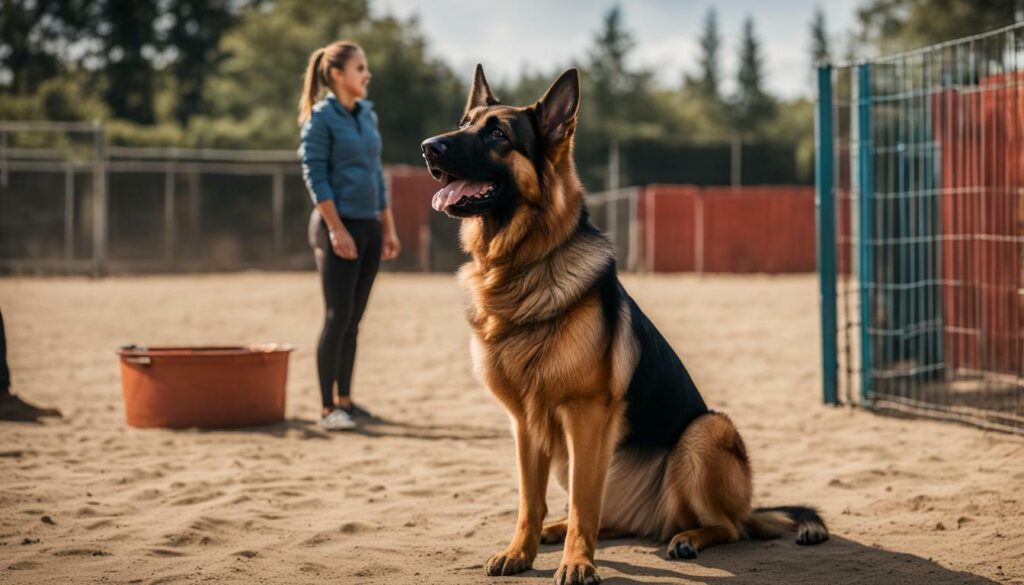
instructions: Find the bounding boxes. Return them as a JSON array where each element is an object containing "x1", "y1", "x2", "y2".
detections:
[
  {"x1": 555, "y1": 400, "x2": 616, "y2": 585},
  {"x1": 485, "y1": 417, "x2": 551, "y2": 576}
]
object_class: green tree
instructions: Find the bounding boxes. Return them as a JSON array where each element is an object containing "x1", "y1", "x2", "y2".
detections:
[
  {"x1": 198, "y1": 0, "x2": 464, "y2": 159},
  {"x1": 584, "y1": 5, "x2": 662, "y2": 140},
  {"x1": 1, "y1": 0, "x2": 240, "y2": 127},
  {"x1": 97, "y1": 0, "x2": 161, "y2": 123},
  {"x1": 0, "y1": 0, "x2": 89, "y2": 95},
  {"x1": 688, "y1": 8, "x2": 722, "y2": 100},
  {"x1": 732, "y1": 16, "x2": 775, "y2": 137},
  {"x1": 165, "y1": 0, "x2": 236, "y2": 126},
  {"x1": 587, "y1": 4, "x2": 635, "y2": 135},
  {"x1": 680, "y1": 8, "x2": 729, "y2": 140},
  {"x1": 197, "y1": 0, "x2": 371, "y2": 147},
  {"x1": 810, "y1": 7, "x2": 830, "y2": 66},
  {"x1": 358, "y1": 15, "x2": 465, "y2": 164},
  {"x1": 858, "y1": 0, "x2": 1019, "y2": 54}
]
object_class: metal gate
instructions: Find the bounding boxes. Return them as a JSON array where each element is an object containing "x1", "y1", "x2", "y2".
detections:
[{"x1": 817, "y1": 23, "x2": 1024, "y2": 433}]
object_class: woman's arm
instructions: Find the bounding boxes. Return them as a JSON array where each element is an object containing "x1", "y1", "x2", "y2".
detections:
[
  {"x1": 317, "y1": 200, "x2": 357, "y2": 260},
  {"x1": 300, "y1": 112, "x2": 357, "y2": 260},
  {"x1": 380, "y1": 207, "x2": 400, "y2": 260},
  {"x1": 300, "y1": 113, "x2": 336, "y2": 208}
]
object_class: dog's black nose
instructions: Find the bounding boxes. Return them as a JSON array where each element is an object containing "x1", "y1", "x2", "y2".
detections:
[{"x1": 421, "y1": 137, "x2": 447, "y2": 158}]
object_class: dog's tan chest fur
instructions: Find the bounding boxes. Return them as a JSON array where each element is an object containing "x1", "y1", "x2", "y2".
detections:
[{"x1": 457, "y1": 225, "x2": 640, "y2": 452}]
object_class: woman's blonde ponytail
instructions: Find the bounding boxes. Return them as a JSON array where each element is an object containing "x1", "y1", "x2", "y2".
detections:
[{"x1": 298, "y1": 48, "x2": 327, "y2": 126}]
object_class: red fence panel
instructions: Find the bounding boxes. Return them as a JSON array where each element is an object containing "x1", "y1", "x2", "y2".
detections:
[
  {"x1": 639, "y1": 185, "x2": 699, "y2": 272},
  {"x1": 699, "y1": 189, "x2": 816, "y2": 273},
  {"x1": 387, "y1": 165, "x2": 436, "y2": 270},
  {"x1": 934, "y1": 74, "x2": 1024, "y2": 375},
  {"x1": 395, "y1": 176, "x2": 818, "y2": 274},
  {"x1": 641, "y1": 185, "x2": 815, "y2": 274}
]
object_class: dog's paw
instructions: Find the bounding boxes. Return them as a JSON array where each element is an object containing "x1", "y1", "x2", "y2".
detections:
[
  {"x1": 541, "y1": 522, "x2": 567, "y2": 544},
  {"x1": 554, "y1": 559, "x2": 600, "y2": 585},
  {"x1": 484, "y1": 548, "x2": 533, "y2": 576},
  {"x1": 667, "y1": 536, "x2": 698, "y2": 560}
]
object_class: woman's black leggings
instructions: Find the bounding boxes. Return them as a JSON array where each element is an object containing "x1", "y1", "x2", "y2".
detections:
[{"x1": 308, "y1": 211, "x2": 382, "y2": 409}]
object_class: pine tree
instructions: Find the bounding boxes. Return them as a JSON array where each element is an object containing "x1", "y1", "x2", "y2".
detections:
[
  {"x1": 858, "y1": 0, "x2": 1017, "y2": 54},
  {"x1": 810, "y1": 7, "x2": 830, "y2": 66},
  {"x1": 694, "y1": 8, "x2": 721, "y2": 99},
  {"x1": 588, "y1": 5, "x2": 635, "y2": 114},
  {"x1": 732, "y1": 16, "x2": 775, "y2": 136},
  {"x1": 166, "y1": 0, "x2": 236, "y2": 126},
  {"x1": 586, "y1": 4, "x2": 659, "y2": 140}
]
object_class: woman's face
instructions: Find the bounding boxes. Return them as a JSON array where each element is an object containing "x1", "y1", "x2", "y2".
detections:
[{"x1": 332, "y1": 50, "x2": 371, "y2": 99}]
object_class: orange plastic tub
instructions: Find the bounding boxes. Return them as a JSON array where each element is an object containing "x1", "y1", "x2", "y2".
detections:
[{"x1": 117, "y1": 344, "x2": 292, "y2": 429}]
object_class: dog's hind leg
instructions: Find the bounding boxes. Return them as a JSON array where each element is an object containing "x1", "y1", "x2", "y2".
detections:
[
  {"x1": 667, "y1": 524, "x2": 739, "y2": 559},
  {"x1": 485, "y1": 418, "x2": 552, "y2": 577},
  {"x1": 663, "y1": 413, "x2": 751, "y2": 560},
  {"x1": 541, "y1": 518, "x2": 568, "y2": 544},
  {"x1": 541, "y1": 518, "x2": 632, "y2": 544}
]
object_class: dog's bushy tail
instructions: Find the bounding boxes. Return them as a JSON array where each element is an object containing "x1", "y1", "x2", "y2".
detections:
[{"x1": 744, "y1": 506, "x2": 829, "y2": 545}]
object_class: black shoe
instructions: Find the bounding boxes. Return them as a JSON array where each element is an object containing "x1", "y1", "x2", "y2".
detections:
[{"x1": 0, "y1": 393, "x2": 62, "y2": 423}]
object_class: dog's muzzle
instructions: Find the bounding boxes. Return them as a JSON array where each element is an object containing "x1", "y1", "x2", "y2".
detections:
[{"x1": 421, "y1": 137, "x2": 447, "y2": 162}]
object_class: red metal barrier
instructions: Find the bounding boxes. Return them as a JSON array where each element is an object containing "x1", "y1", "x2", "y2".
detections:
[
  {"x1": 638, "y1": 185, "x2": 699, "y2": 272},
  {"x1": 387, "y1": 165, "x2": 436, "y2": 270},
  {"x1": 935, "y1": 74, "x2": 1024, "y2": 375},
  {"x1": 641, "y1": 185, "x2": 816, "y2": 273},
  {"x1": 390, "y1": 171, "x2": 818, "y2": 274}
]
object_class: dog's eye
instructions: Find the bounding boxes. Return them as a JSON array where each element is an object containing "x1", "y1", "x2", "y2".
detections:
[{"x1": 491, "y1": 128, "x2": 506, "y2": 140}]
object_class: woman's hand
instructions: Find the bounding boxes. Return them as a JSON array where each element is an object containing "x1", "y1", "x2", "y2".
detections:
[
  {"x1": 329, "y1": 228, "x2": 358, "y2": 260},
  {"x1": 382, "y1": 228, "x2": 401, "y2": 260}
]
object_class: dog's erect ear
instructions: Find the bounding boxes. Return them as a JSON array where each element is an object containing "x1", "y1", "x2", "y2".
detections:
[
  {"x1": 536, "y1": 69, "x2": 580, "y2": 145},
  {"x1": 464, "y1": 64, "x2": 500, "y2": 114}
]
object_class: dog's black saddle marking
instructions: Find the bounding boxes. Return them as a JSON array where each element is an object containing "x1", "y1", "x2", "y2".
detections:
[{"x1": 619, "y1": 295, "x2": 709, "y2": 451}]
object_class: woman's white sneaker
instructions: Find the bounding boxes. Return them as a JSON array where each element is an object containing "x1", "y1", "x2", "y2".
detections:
[{"x1": 319, "y1": 408, "x2": 357, "y2": 431}]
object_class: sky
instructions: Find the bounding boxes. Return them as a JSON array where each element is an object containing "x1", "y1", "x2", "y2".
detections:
[{"x1": 372, "y1": 0, "x2": 863, "y2": 99}]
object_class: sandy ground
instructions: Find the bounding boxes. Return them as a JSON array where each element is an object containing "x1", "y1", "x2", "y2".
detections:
[{"x1": 0, "y1": 272, "x2": 1022, "y2": 585}]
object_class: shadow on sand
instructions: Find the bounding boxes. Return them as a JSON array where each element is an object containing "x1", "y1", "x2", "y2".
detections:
[
  {"x1": 518, "y1": 535, "x2": 1000, "y2": 585},
  {"x1": 210, "y1": 415, "x2": 508, "y2": 442},
  {"x1": 352, "y1": 415, "x2": 508, "y2": 441}
]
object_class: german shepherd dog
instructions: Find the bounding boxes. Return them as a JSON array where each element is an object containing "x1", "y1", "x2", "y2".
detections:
[{"x1": 421, "y1": 66, "x2": 828, "y2": 585}]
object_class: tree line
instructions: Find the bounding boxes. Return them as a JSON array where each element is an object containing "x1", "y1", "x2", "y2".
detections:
[{"x1": 0, "y1": 0, "x2": 1016, "y2": 174}]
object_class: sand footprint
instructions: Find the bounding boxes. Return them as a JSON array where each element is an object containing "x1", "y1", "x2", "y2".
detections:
[
  {"x1": 299, "y1": 562, "x2": 328, "y2": 575},
  {"x1": 301, "y1": 521, "x2": 376, "y2": 547},
  {"x1": 148, "y1": 548, "x2": 186, "y2": 557},
  {"x1": 53, "y1": 548, "x2": 111, "y2": 557}
]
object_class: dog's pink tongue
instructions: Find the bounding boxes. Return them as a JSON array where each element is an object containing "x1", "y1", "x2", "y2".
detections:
[{"x1": 432, "y1": 179, "x2": 488, "y2": 211}]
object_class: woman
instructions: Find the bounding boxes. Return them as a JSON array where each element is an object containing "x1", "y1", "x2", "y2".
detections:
[{"x1": 298, "y1": 41, "x2": 400, "y2": 431}]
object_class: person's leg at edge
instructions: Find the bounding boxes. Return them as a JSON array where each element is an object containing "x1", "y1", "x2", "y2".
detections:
[
  {"x1": 0, "y1": 307, "x2": 10, "y2": 398},
  {"x1": 0, "y1": 307, "x2": 61, "y2": 421}
]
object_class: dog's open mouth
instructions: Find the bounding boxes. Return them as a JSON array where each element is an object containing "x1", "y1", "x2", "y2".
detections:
[{"x1": 430, "y1": 172, "x2": 499, "y2": 213}]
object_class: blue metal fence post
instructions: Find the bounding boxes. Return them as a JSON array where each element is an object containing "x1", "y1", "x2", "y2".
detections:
[
  {"x1": 816, "y1": 65, "x2": 838, "y2": 405},
  {"x1": 857, "y1": 63, "x2": 875, "y2": 403}
]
